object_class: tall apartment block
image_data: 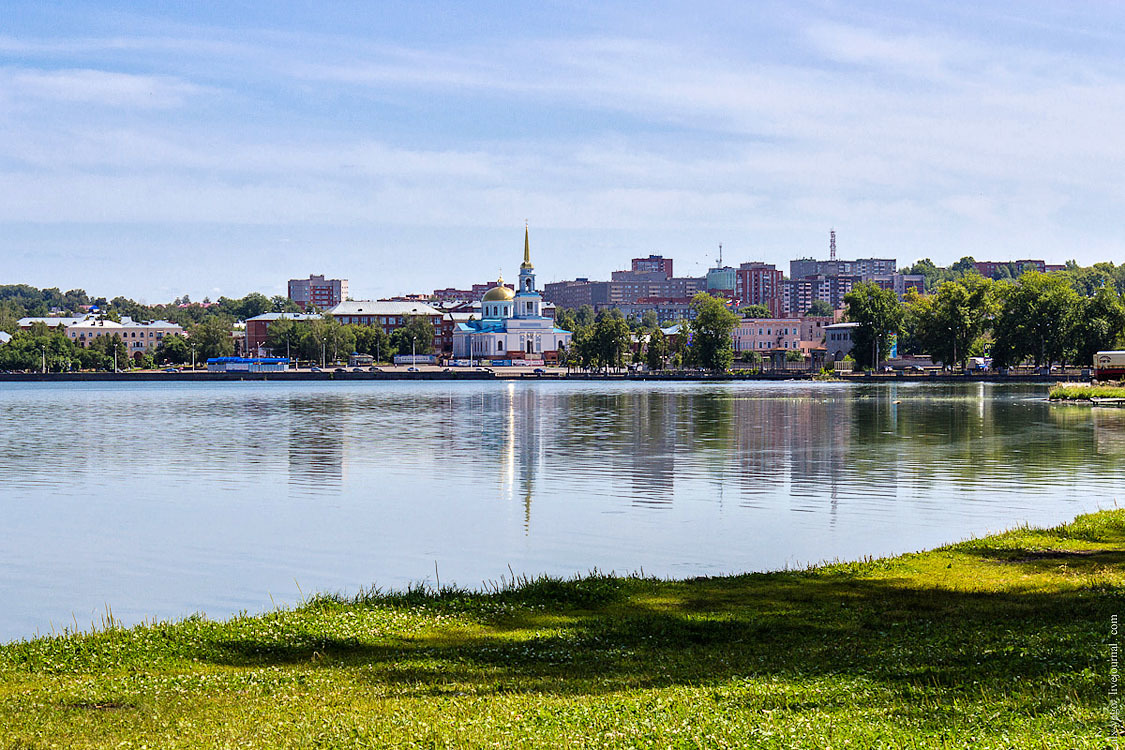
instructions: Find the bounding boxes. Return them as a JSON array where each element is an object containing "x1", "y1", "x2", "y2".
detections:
[
  {"x1": 735, "y1": 262, "x2": 784, "y2": 317},
  {"x1": 288, "y1": 275, "x2": 348, "y2": 311},
  {"x1": 630, "y1": 255, "x2": 674, "y2": 278}
]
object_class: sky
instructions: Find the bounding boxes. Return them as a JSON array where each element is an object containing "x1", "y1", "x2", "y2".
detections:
[{"x1": 1, "y1": 1, "x2": 1123, "y2": 303}]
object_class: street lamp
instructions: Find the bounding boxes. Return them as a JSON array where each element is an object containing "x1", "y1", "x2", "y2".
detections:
[
  {"x1": 191, "y1": 342, "x2": 196, "y2": 372},
  {"x1": 40, "y1": 344, "x2": 46, "y2": 374},
  {"x1": 411, "y1": 336, "x2": 416, "y2": 368}
]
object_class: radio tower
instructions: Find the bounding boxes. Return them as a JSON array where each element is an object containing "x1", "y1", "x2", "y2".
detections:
[{"x1": 829, "y1": 229, "x2": 836, "y2": 261}]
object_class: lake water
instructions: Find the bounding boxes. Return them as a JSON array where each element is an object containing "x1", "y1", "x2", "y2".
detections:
[{"x1": 0, "y1": 380, "x2": 1120, "y2": 641}]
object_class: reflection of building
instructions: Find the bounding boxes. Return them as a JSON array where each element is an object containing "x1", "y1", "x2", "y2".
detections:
[
  {"x1": 452, "y1": 227, "x2": 572, "y2": 363},
  {"x1": 287, "y1": 397, "x2": 346, "y2": 489}
]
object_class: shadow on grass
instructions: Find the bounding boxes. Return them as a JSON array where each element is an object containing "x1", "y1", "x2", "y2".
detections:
[{"x1": 200, "y1": 545, "x2": 1115, "y2": 700}]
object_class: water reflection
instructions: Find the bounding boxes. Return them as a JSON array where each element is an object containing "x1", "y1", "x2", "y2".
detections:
[{"x1": 0, "y1": 381, "x2": 1117, "y2": 641}]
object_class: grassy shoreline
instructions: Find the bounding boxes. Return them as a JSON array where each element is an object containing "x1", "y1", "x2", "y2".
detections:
[
  {"x1": 1050, "y1": 383, "x2": 1125, "y2": 400},
  {"x1": 2, "y1": 511, "x2": 1122, "y2": 748}
]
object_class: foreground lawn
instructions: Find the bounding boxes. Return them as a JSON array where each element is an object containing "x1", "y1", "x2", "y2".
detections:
[
  {"x1": 1050, "y1": 383, "x2": 1125, "y2": 400},
  {"x1": 2, "y1": 512, "x2": 1122, "y2": 749}
]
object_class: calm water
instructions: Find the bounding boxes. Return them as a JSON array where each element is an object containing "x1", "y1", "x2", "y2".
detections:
[{"x1": 0, "y1": 380, "x2": 1120, "y2": 641}]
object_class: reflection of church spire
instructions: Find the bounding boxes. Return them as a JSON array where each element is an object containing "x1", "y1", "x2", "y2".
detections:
[{"x1": 521, "y1": 222, "x2": 533, "y2": 270}]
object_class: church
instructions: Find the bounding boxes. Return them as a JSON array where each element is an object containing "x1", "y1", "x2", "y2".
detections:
[{"x1": 452, "y1": 227, "x2": 572, "y2": 364}]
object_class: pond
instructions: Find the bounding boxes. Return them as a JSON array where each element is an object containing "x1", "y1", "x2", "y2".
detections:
[{"x1": 0, "y1": 380, "x2": 1117, "y2": 641}]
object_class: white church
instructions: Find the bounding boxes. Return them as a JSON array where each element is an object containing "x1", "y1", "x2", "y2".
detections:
[{"x1": 452, "y1": 227, "x2": 572, "y2": 364}]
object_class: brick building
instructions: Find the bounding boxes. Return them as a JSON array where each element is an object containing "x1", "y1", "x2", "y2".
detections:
[{"x1": 288, "y1": 275, "x2": 348, "y2": 311}]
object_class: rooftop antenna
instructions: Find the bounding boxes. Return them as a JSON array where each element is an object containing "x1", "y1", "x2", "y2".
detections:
[
  {"x1": 718, "y1": 243, "x2": 723, "y2": 268},
  {"x1": 829, "y1": 229, "x2": 836, "y2": 261}
]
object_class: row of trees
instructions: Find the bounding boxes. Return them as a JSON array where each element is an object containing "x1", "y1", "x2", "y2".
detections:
[
  {"x1": 150, "y1": 316, "x2": 436, "y2": 367},
  {"x1": 845, "y1": 272, "x2": 1125, "y2": 370},
  {"x1": 558, "y1": 294, "x2": 740, "y2": 373}
]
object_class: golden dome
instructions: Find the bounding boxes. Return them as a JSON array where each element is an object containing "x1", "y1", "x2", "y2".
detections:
[{"x1": 483, "y1": 276, "x2": 514, "y2": 302}]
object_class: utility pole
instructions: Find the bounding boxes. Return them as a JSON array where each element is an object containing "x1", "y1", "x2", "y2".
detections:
[
  {"x1": 412, "y1": 337, "x2": 416, "y2": 367},
  {"x1": 321, "y1": 338, "x2": 326, "y2": 369},
  {"x1": 191, "y1": 343, "x2": 196, "y2": 372},
  {"x1": 41, "y1": 345, "x2": 46, "y2": 374}
]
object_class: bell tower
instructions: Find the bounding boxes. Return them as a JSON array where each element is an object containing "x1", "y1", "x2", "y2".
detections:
[{"x1": 515, "y1": 222, "x2": 540, "y2": 318}]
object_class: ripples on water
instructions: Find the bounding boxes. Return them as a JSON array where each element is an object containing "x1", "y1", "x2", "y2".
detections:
[{"x1": 0, "y1": 380, "x2": 1118, "y2": 640}]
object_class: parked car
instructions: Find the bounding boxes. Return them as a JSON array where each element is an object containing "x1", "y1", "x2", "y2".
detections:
[
  {"x1": 162, "y1": 367, "x2": 180, "y2": 373},
  {"x1": 351, "y1": 367, "x2": 364, "y2": 372},
  {"x1": 407, "y1": 366, "x2": 419, "y2": 372},
  {"x1": 334, "y1": 368, "x2": 345, "y2": 373},
  {"x1": 368, "y1": 366, "x2": 381, "y2": 372},
  {"x1": 310, "y1": 367, "x2": 322, "y2": 372},
  {"x1": 533, "y1": 368, "x2": 546, "y2": 374}
]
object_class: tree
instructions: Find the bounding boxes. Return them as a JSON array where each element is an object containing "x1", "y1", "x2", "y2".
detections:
[
  {"x1": 391, "y1": 317, "x2": 435, "y2": 357},
  {"x1": 907, "y1": 275, "x2": 997, "y2": 368},
  {"x1": 1071, "y1": 285, "x2": 1125, "y2": 367},
  {"x1": 645, "y1": 328, "x2": 668, "y2": 370},
  {"x1": 271, "y1": 295, "x2": 301, "y2": 313},
  {"x1": 844, "y1": 282, "x2": 904, "y2": 369},
  {"x1": 154, "y1": 333, "x2": 192, "y2": 365},
  {"x1": 350, "y1": 324, "x2": 393, "y2": 363},
  {"x1": 991, "y1": 272, "x2": 1081, "y2": 368},
  {"x1": 188, "y1": 317, "x2": 235, "y2": 360},
  {"x1": 589, "y1": 316, "x2": 631, "y2": 372},
  {"x1": 264, "y1": 318, "x2": 303, "y2": 361},
  {"x1": 689, "y1": 293, "x2": 739, "y2": 372},
  {"x1": 641, "y1": 310, "x2": 659, "y2": 331},
  {"x1": 88, "y1": 334, "x2": 128, "y2": 369},
  {"x1": 574, "y1": 305, "x2": 596, "y2": 329},
  {"x1": 805, "y1": 300, "x2": 834, "y2": 317},
  {"x1": 950, "y1": 256, "x2": 978, "y2": 277},
  {"x1": 738, "y1": 304, "x2": 771, "y2": 318}
]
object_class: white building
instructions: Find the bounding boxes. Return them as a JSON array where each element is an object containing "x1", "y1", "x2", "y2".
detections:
[{"x1": 452, "y1": 227, "x2": 572, "y2": 364}]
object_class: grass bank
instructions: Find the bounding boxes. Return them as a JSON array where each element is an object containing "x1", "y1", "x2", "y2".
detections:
[
  {"x1": 2, "y1": 512, "x2": 1122, "y2": 748},
  {"x1": 1050, "y1": 383, "x2": 1125, "y2": 401}
]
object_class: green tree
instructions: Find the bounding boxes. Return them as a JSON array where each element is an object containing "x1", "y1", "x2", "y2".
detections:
[
  {"x1": 689, "y1": 293, "x2": 739, "y2": 372},
  {"x1": 574, "y1": 305, "x2": 596, "y2": 328},
  {"x1": 641, "y1": 310, "x2": 660, "y2": 331},
  {"x1": 907, "y1": 275, "x2": 997, "y2": 368},
  {"x1": 950, "y1": 256, "x2": 978, "y2": 277},
  {"x1": 188, "y1": 317, "x2": 235, "y2": 361},
  {"x1": 264, "y1": 318, "x2": 302, "y2": 361},
  {"x1": 271, "y1": 296, "x2": 301, "y2": 313},
  {"x1": 844, "y1": 282, "x2": 904, "y2": 369},
  {"x1": 991, "y1": 272, "x2": 1081, "y2": 368},
  {"x1": 350, "y1": 324, "x2": 393, "y2": 363},
  {"x1": 645, "y1": 328, "x2": 668, "y2": 371},
  {"x1": 805, "y1": 300, "x2": 834, "y2": 317},
  {"x1": 738, "y1": 304, "x2": 771, "y2": 318},
  {"x1": 1071, "y1": 285, "x2": 1125, "y2": 366},
  {"x1": 391, "y1": 317, "x2": 435, "y2": 358},
  {"x1": 154, "y1": 333, "x2": 192, "y2": 365},
  {"x1": 89, "y1": 334, "x2": 128, "y2": 369}
]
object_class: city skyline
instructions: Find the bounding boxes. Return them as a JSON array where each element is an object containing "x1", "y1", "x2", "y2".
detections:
[{"x1": 2, "y1": 1, "x2": 1123, "y2": 301}]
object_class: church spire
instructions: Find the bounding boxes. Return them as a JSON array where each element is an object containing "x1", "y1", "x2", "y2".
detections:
[{"x1": 521, "y1": 222, "x2": 533, "y2": 270}]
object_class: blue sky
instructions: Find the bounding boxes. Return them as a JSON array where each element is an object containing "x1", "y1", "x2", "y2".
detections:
[{"x1": 1, "y1": 1, "x2": 1122, "y2": 302}]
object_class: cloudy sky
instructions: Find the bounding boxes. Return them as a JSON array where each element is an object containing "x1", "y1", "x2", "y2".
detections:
[{"x1": 1, "y1": 1, "x2": 1122, "y2": 302}]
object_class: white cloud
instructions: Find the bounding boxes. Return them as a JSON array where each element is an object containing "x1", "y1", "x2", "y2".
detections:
[{"x1": 0, "y1": 67, "x2": 206, "y2": 108}]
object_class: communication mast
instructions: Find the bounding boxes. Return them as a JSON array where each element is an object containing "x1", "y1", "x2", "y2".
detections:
[{"x1": 829, "y1": 229, "x2": 836, "y2": 261}]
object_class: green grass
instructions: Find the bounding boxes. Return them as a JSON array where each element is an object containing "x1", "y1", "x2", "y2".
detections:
[
  {"x1": 2, "y1": 511, "x2": 1123, "y2": 748},
  {"x1": 1050, "y1": 384, "x2": 1125, "y2": 400}
]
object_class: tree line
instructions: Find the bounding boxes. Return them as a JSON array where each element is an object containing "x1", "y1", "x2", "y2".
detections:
[
  {"x1": 845, "y1": 270, "x2": 1125, "y2": 370},
  {"x1": 555, "y1": 294, "x2": 740, "y2": 373}
]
